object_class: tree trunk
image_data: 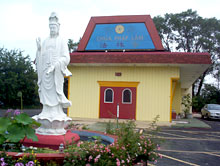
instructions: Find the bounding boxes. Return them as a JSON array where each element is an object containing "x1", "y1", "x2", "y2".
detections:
[
  {"x1": 196, "y1": 71, "x2": 207, "y2": 96},
  {"x1": 192, "y1": 84, "x2": 195, "y2": 97}
]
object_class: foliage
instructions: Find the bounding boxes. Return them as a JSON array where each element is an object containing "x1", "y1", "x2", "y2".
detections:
[
  {"x1": 0, "y1": 152, "x2": 15, "y2": 165},
  {"x1": 82, "y1": 125, "x2": 89, "y2": 130},
  {"x1": 68, "y1": 39, "x2": 80, "y2": 53},
  {"x1": 15, "y1": 153, "x2": 41, "y2": 166},
  {"x1": 66, "y1": 121, "x2": 89, "y2": 130},
  {"x1": 201, "y1": 84, "x2": 220, "y2": 104},
  {"x1": 64, "y1": 121, "x2": 161, "y2": 166},
  {"x1": 65, "y1": 121, "x2": 79, "y2": 130},
  {"x1": 105, "y1": 120, "x2": 116, "y2": 135},
  {"x1": 146, "y1": 115, "x2": 161, "y2": 138},
  {"x1": 0, "y1": 109, "x2": 41, "y2": 148},
  {"x1": 153, "y1": 9, "x2": 220, "y2": 96},
  {"x1": 181, "y1": 94, "x2": 192, "y2": 116},
  {"x1": 192, "y1": 95, "x2": 205, "y2": 112},
  {"x1": 192, "y1": 84, "x2": 220, "y2": 112},
  {"x1": 44, "y1": 160, "x2": 59, "y2": 166},
  {"x1": 0, "y1": 48, "x2": 40, "y2": 109},
  {"x1": 21, "y1": 146, "x2": 58, "y2": 154},
  {"x1": 0, "y1": 151, "x2": 40, "y2": 166}
]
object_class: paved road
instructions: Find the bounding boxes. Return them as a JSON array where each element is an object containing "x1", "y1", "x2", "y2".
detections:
[{"x1": 150, "y1": 118, "x2": 220, "y2": 166}]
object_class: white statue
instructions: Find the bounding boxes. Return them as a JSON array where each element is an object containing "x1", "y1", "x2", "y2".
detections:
[{"x1": 33, "y1": 12, "x2": 72, "y2": 135}]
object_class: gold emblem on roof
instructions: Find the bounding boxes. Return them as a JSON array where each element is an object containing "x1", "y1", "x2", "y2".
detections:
[{"x1": 115, "y1": 25, "x2": 124, "y2": 34}]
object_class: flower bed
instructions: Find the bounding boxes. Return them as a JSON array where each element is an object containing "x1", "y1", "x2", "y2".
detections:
[
  {"x1": 63, "y1": 120, "x2": 162, "y2": 166},
  {"x1": 1, "y1": 151, "x2": 65, "y2": 165},
  {"x1": 0, "y1": 130, "x2": 117, "y2": 165},
  {"x1": 0, "y1": 109, "x2": 162, "y2": 166}
]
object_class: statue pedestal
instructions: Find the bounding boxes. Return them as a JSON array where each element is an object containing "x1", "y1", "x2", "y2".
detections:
[
  {"x1": 33, "y1": 105, "x2": 71, "y2": 135},
  {"x1": 23, "y1": 130, "x2": 80, "y2": 150}
]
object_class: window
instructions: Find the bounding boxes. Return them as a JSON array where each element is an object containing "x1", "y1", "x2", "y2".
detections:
[
  {"x1": 122, "y1": 89, "x2": 132, "y2": 104},
  {"x1": 104, "y1": 88, "x2": 114, "y2": 103}
]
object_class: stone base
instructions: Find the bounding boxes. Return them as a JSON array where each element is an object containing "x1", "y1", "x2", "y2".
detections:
[
  {"x1": 34, "y1": 119, "x2": 71, "y2": 135},
  {"x1": 23, "y1": 130, "x2": 80, "y2": 150},
  {"x1": 33, "y1": 104, "x2": 72, "y2": 135}
]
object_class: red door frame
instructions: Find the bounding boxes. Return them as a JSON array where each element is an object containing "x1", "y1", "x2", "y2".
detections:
[{"x1": 98, "y1": 81, "x2": 139, "y2": 120}]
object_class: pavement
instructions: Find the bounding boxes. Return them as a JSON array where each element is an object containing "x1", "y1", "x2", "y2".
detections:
[
  {"x1": 71, "y1": 117, "x2": 171, "y2": 131},
  {"x1": 0, "y1": 109, "x2": 210, "y2": 130},
  {"x1": 71, "y1": 113, "x2": 211, "y2": 132},
  {"x1": 154, "y1": 117, "x2": 220, "y2": 166}
]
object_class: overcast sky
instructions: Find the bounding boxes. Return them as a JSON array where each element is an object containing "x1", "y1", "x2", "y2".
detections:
[{"x1": 0, "y1": 0, "x2": 220, "y2": 63}]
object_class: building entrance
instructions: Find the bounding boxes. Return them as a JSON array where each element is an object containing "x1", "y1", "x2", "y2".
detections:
[{"x1": 99, "y1": 82, "x2": 138, "y2": 119}]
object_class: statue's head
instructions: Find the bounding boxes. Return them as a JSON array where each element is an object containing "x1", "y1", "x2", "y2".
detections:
[{"x1": 49, "y1": 12, "x2": 60, "y2": 37}]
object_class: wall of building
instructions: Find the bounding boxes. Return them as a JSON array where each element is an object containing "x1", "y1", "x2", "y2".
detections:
[
  {"x1": 68, "y1": 66, "x2": 179, "y2": 122},
  {"x1": 172, "y1": 82, "x2": 181, "y2": 115}
]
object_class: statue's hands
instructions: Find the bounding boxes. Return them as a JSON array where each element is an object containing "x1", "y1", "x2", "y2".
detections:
[
  {"x1": 36, "y1": 37, "x2": 41, "y2": 51},
  {"x1": 46, "y1": 65, "x2": 55, "y2": 75}
]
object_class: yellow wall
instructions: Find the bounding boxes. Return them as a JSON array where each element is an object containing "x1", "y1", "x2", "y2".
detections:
[
  {"x1": 68, "y1": 66, "x2": 179, "y2": 122},
  {"x1": 172, "y1": 82, "x2": 181, "y2": 114}
]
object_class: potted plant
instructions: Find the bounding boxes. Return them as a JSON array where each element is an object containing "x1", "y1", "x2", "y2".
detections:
[{"x1": 181, "y1": 94, "x2": 193, "y2": 119}]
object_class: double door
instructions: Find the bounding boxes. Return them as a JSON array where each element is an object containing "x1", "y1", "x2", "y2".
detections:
[{"x1": 100, "y1": 86, "x2": 136, "y2": 119}]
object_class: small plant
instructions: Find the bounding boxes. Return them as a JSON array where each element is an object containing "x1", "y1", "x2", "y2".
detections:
[
  {"x1": 0, "y1": 109, "x2": 41, "y2": 151},
  {"x1": 15, "y1": 153, "x2": 40, "y2": 166},
  {"x1": 0, "y1": 152, "x2": 15, "y2": 165},
  {"x1": 181, "y1": 94, "x2": 192, "y2": 118},
  {"x1": 66, "y1": 121, "x2": 78, "y2": 130},
  {"x1": 66, "y1": 121, "x2": 89, "y2": 130},
  {"x1": 147, "y1": 115, "x2": 161, "y2": 138},
  {"x1": 44, "y1": 160, "x2": 58, "y2": 166},
  {"x1": 105, "y1": 120, "x2": 116, "y2": 135},
  {"x1": 82, "y1": 124, "x2": 89, "y2": 130}
]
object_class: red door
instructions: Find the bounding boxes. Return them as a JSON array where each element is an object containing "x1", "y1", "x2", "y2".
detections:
[{"x1": 100, "y1": 86, "x2": 136, "y2": 119}]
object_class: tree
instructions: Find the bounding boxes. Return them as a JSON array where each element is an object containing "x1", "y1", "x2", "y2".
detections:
[
  {"x1": 192, "y1": 84, "x2": 220, "y2": 112},
  {"x1": 201, "y1": 84, "x2": 220, "y2": 104},
  {"x1": 153, "y1": 9, "x2": 220, "y2": 96},
  {"x1": 67, "y1": 39, "x2": 80, "y2": 53},
  {"x1": 0, "y1": 48, "x2": 39, "y2": 109}
]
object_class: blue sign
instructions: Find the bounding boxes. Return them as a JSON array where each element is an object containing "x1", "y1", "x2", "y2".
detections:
[{"x1": 85, "y1": 23, "x2": 155, "y2": 50}]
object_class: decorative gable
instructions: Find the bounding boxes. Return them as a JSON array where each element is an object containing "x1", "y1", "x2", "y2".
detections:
[{"x1": 78, "y1": 15, "x2": 164, "y2": 51}]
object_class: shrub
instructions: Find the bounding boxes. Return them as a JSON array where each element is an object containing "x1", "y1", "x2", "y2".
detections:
[
  {"x1": 64, "y1": 120, "x2": 161, "y2": 165},
  {"x1": 181, "y1": 94, "x2": 192, "y2": 117}
]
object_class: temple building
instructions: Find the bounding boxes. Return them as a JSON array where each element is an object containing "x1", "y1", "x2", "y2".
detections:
[{"x1": 67, "y1": 15, "x2": 211, "y2": 122}]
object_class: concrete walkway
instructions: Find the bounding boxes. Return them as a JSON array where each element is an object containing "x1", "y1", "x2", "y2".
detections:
[
  {"x1": 1, "y1": 109, "x2": 210, "y2": 130},
  {"x1": 71, "y1": 113, "x2": 210, "y2": 132},
  {"x1": 71, "y1": 117, "x2": 172, "y2": 131}
]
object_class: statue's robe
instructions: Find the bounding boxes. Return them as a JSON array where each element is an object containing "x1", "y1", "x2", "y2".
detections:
[
  {"x1": 34, "y1": 36, "x2": 72, "y2": 126},
  {"x1": 36, "y1": 36, "x2": 72, "y2": 108}
]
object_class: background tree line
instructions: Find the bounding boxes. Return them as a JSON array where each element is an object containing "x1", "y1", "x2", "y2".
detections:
[
  {"x1": 0, "y1": 48, "x2": 39, "y2": 109},
  {"x1": 1, "y1": 9, "x2": 220, "y2": 111},
  {"x1": 153, "y1": 9, "x2": 220, "y2": 111}
]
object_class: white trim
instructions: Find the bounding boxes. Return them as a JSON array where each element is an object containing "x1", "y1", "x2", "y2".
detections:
[
  {"x1": 122, "y1": 88, "x2": 132, "y2": 104},
  {"x1": 104, "y1": 88, "x2": 114, "y2": 103}
]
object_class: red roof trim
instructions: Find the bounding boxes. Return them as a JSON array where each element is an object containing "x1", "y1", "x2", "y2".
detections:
[
  {"x1": 77, "y1": 15, "x2": 164, "y2": 51},
  {"x1": 70, "y1": 52, "x2": 211, "y2": 64}
]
